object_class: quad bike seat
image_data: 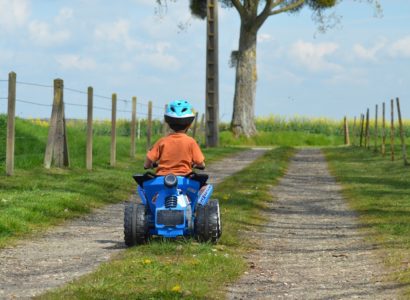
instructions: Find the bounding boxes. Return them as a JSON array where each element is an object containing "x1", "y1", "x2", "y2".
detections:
[
  {"x1": 133, "y1": 172, "x2": 209, "y2": 188},
  {"x1": 186, "y1": 173, "x2": 209, "y2": 188},
  {"x1": 133, "y1": 172, "x2": 156, "y2": 187}
]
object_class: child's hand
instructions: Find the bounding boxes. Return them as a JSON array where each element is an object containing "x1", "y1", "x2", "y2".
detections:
[
  {"x1": 144, "y1": 158, "x2": 158, "y2": 169},
  {"x1": 192, "y1": 163, "x2": 205, "y2": 170}
]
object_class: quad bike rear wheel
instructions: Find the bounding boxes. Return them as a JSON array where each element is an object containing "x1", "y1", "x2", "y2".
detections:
[
  {"x1": 195, "y1": 199, "x2": 222, "y2": 243},
  {"x1": 124, "y1": 202, "x2": 148, "y2": 246}
]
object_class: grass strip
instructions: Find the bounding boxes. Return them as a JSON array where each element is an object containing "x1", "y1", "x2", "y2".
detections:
[
  {"x1": 324, "y1": 146, "x2": 410, "y2": 297},
  {"x1": 38, "y1": 147, "x2": 294, "y2": 300}
]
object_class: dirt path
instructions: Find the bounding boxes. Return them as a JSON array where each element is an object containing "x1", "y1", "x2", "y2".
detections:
[
  {"x1": 0, "y1": 149, "x2": 267, "y2": 299},
  {"x1": 227, "y1": 149, "x2": 403, "y2": 300}
]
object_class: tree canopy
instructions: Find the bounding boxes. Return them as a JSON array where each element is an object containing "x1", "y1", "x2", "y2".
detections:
[{"x1": 189, "y1": 0, "x2": 338, "y2": 20}]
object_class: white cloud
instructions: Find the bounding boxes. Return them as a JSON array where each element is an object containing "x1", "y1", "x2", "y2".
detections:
[
  {"x1": 258, "y1": 33, "x2": 273, "y2": 43},
  {"x1": 326, "y1": 68, "x2": 369, "y2": 86},
  {"x1": 29, "y1": 20, "x2": 71, "y2": 46},
  {"x1": 263, "y1": 68, "x2": 304, "y2": 85},
  {"x1": 0, "y1": 0, "x2": 30, "y2": 31},
  {"x1": 132, "y1": 0, "x2": 154, "y2": 5},
  {"x1": 136, "y1": 42, "x2": 180, "y2": 71},
  {"x1": 54, "y1": 7, "x2": 74, "y2": 25},
  {"x1": 94, "y1": 19, "x2": 140, "y2": 50},
  {"x1": 94, "y1": 19, "x2": 180, "y2": 71},
  {"x1": 353, "y1": 38, "x2": 386, "y2": 61},
  {"x1": 389, "y1": 36, "x2": 410, "y2": 58},
  {"x1": 289, "y1": 40, "x2": 342, "y2": 72},
  {"x1": 55, "y1": 54, "x2": 96, "y2": 70}
]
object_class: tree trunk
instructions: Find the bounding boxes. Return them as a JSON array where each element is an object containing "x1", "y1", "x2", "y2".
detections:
[{"x1": 231, "y1": 22, "x2": 258, "y2": 137}]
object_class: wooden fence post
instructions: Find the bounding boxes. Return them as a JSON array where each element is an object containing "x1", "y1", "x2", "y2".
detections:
[
  {"x1": 147, "y1": 101, "x2": 152, "y2": 150},
  {"x1": 359, "y1": 113, "x2": 365, "y2": 147},
  {"x1": 44, "y1": 81, "x2": 59, "y2": 169},
  {"x1": 352, "y1": 116, "x2": 357, "y2": 146},
  {"x1": 390, "y1": 99, "x2": 394, "y2": 161},
  {"x1": 374, "y1": 104, "x2": 378, "y2": 152},
  {"x1": 44, "y1": 78, "x2": 70, "y2": 169},
  {"x1": 192, "y1": 112, "x2": 199, "y2": 139},
  {"x1": 382, "y1": 102, "x2": 386, "y2": 156},
  {"x1": 365, "y1": 108, "x2": 370, "y2": 149},
  {"x1": 396, "y1": 97, "x2": 408, "y2": 165},
  {"x1": 343, "y1": 116, "x2": 350, "y2": 145},
  {"x1": 86, "y1": 87, "x2": 93, "y2": 170},
  {"x1": 6, "y1": 71, "x2": 16, "y2": 176},
  {"x1": 110, "y1": 93, "x2": 117, "y2": 167},
  {"x1": 130, "y1": 96, "x2": 137, "y2": 159}
]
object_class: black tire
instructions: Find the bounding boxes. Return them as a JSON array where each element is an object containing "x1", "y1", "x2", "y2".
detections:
[
  {"x1": 124, "y1": 202, "x2": 148, "y2": 247},
  {"x1": 195, "y1": 199, "x2": 222, "y2": 243}
]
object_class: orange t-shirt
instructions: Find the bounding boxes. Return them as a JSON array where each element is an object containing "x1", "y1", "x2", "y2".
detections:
[{"x1": 146, "y1": 133, "x2": 205, "y2": 176}]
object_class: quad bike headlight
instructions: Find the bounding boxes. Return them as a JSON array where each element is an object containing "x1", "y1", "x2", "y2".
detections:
[{"x1": 164, "y1": 174, "x2": 177, "y2": 188}]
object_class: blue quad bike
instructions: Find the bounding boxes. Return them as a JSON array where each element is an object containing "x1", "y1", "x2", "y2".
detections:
[{"x1": 123, "y1": 169, "x2": 222, "y2": 246}]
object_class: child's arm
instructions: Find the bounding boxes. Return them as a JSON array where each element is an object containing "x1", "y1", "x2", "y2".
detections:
[
  {"x1": 144, "y1": 138, "x2": 162, "y2": 169},
  {"x1": 191, "y1": 140, "x2": 205, "y2": 169}
]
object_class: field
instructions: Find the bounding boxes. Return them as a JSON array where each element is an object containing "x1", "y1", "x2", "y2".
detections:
[
  {"x1": 220, "y1": 115, "x2": 345, "y2": 146},
  {"x1": 1, "y1": 114, "x2": 410, "y2": 298}
]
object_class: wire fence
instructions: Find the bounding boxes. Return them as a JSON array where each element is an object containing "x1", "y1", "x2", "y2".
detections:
[
  {"x1": 345, "y1": 97, "x2": 409, "y2": 166},
  {"x1": 11, "y1": 80, "x2": 164, "y2": 118},
  {"x1": 0, "y1": 72, "x2": 205, "y2": 175}
]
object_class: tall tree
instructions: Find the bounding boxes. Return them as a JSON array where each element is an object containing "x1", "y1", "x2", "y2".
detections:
[{"x1": 158, "y1": 0, "x2": 380, "y2": 137}]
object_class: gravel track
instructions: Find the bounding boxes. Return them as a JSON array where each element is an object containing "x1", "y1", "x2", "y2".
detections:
[
  {"x1": 0, "y1": 149, "x2": 266, "y2": 299},
  {"x1": 227, "y1": 148, "x2": 403, "y2": 300}
]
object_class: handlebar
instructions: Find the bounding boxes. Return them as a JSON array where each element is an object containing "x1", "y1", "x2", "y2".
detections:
[
  {"x1": 144, "y1": 163, "x2": 204, "y2": 170},
  {"x1": 193, "y1": 164, "x2": 205, "y2": 170},
  {"x1": 144, "y1": 162, "x2": 158, "y2": 170}
]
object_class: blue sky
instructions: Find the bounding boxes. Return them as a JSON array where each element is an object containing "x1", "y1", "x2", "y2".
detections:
[{"x1": 0, "y1": 0, "x2": 409, "y2": 121}]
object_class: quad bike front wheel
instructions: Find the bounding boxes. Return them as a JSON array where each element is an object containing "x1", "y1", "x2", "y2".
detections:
[
  {"x1": 124, "y1": 202, "x2": 148, "y2": 247},
  {"x1": 195, "y1": 199, "x2": 222, "y2": 243}
]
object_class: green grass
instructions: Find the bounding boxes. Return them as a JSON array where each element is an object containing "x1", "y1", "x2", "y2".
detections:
[
  {"x1": 324, "y1": 146, "x2": 410, "y2": 297},
  {"x1": 38, "y1": 147, "x2": 295, "y2": 300},
  {"x1": 220, "y1": 130, "x2": 343, "y2": 146},
  {"x1": 218, "y1": 115, "x2": 345, "y2": 146},
  {"x1": 0, "y1": 115, "x2": 243, "y2": 247}
]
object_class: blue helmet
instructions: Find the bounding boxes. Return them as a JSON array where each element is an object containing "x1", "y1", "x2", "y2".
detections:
[{"x1": 165, "y1": 100, "x2": 195, "y2": 127}]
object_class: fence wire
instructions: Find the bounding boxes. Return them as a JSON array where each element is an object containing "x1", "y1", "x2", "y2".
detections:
[
  {"x1": 6, "y1": 79, "x2": 164, "y2": 114},
  {"x1": 17, "y1": 81, "x2": 53, "y2": 89}
]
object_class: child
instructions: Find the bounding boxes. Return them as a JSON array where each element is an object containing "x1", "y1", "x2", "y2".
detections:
[{"x1": 144, "y1": 100, "x2": 205, "y2": 175}]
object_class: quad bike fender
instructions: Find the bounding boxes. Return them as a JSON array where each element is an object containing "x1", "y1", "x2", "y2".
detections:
[
  {"x1": 197, "y1": 184, "x2": 213, "y2": 206},
  {"x1": 137, "y1": 186, "x2": 148, "y2": 205}
]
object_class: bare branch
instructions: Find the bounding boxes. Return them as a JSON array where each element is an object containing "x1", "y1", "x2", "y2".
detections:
[
  {"x1": 270, "y1": 0, "x2": 305, "y2": 16},
  {"x1": 231, "y1": 0, "x2": 246, "y2": 17},
  {"x1": 271, "y1": 0, "x2": 286, "y2": 9},
  {"x1": 254, "y1": 0, "x2": 273, "y2": 30}
]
